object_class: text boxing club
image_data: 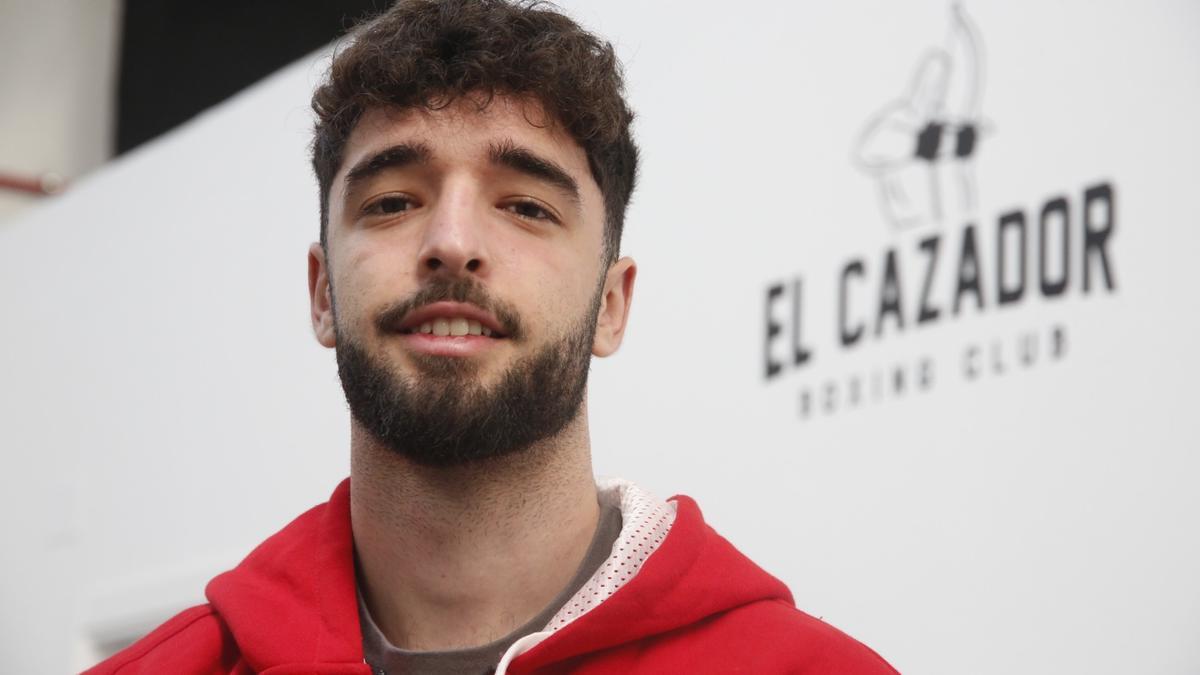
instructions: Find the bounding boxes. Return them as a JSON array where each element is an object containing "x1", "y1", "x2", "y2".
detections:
[{"x1": 763, "y1": 182, "x2": 1117, "y2": 419}]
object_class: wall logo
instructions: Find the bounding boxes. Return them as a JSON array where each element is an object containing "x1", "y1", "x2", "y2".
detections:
[
  {"x1": 762, "y1": 3, "x2": 1118, "y2": 421},
  {"x1": 854, "y1": 4, "x2": 987, "y2": 230}
]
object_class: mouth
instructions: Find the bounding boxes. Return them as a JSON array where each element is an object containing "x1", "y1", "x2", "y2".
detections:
[{"x1": 395, "y1": 301, "x2": 510, "y2": 340}]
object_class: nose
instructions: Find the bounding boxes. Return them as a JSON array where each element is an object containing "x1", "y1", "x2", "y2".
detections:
[{"x1": 417, "y1": 186, "x2": 488, "y2": 278}]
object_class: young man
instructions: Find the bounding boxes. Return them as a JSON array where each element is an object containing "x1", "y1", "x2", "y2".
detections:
[{"x1": 89, "y1": 1, "x2": 898, "y2": 673}]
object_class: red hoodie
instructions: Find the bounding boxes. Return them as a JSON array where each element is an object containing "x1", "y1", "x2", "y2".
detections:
[{"x1": 85, "y1": 479, "x2": 899, "y2": 674}]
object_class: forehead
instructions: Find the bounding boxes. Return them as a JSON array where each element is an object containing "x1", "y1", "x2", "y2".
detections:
[{"x1": 334, "y1": 95, "x2": 597, "y2": 193}]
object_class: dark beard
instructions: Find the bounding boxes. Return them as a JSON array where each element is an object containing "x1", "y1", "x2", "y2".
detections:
[{"x1": 333, "y1": 278, "x2": 601, "y2": 467}]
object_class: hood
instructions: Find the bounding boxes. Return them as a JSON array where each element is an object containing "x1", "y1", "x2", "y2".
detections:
[
  {"x1": 206, "y1": 479, "x2": 366, "y2": 673},
  {"x1": 206, "y1": 478, "x2": 793, "y2": 673},
  {"x1": 501, "y1": 485, "x2": 794, "y2": 672}
]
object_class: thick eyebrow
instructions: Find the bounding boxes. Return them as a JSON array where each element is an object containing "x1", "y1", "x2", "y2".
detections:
[
  {"x1": 489, "y1": 140, "x2": 580, "y2": 205},
  {"x1": 342, "y1": 142, "x2": 433, "y2": 194}
]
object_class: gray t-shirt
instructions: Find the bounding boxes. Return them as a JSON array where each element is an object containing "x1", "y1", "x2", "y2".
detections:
[{"x1": 358, "y1": 503, "x2": 623, "y2": 675}]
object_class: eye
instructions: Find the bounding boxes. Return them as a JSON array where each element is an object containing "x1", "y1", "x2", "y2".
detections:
[
  {"x1": 364, "y1": 194, "x2": 416, "y2": 216},
  {"x1": 504, "y1": 199, "x2": 558, "y2": 224}
]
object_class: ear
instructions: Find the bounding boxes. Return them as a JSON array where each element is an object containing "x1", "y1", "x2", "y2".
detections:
[
  {"x1": 308, "y1": 242, "x2": 337, "y2": 348},
  {"x1": 592, "y1": 256, "x2": 637, "y2": 357}
]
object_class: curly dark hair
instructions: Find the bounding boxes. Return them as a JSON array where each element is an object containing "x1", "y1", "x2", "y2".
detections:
[{"x1": 311, "y1": 0, "x2": 638, "y2": 263}]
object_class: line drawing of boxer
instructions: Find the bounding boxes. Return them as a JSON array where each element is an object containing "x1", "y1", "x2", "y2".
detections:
[{"x1": 854, "y1": 3, "x2": 987, "y2": 230}]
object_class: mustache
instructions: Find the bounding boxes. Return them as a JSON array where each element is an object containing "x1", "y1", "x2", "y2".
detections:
[{"x1": 374, "y1": 277, "x2": 524, "y2": 340}]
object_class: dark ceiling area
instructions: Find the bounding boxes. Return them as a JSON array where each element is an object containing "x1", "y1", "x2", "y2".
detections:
[{"x1": 117, "y1": 0, "x2": 389, "y2": 154}]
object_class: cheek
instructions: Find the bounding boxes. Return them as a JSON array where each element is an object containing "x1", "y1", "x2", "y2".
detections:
[
  {"x1": 520, "y1": 257, "x2": 602, "y2": 334},
  {"x1": 329, "y1": 249, "x2": 385, "y2": 334},
  {"x1": 496, "y1": 234, "x2": 594, "y2": 304}
]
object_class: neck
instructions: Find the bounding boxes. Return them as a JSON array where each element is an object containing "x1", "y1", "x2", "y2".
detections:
[{"x1": 350, "y1": 412, "x2": 599, "y2": 651}]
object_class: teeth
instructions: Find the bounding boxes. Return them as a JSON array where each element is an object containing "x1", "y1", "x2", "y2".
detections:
[{"x1": 411, "y1": 317, "x2": 499, "y2": 337}]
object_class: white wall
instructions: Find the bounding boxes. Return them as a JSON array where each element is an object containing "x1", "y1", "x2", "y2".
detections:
[{"x1": 1, "y1": 2, "x2": 1198, "y2": 673}]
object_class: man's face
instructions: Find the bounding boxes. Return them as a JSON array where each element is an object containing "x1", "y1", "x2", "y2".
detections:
[{"x1": 308, "y1": 95, "x2": 635, "y2": 466}]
